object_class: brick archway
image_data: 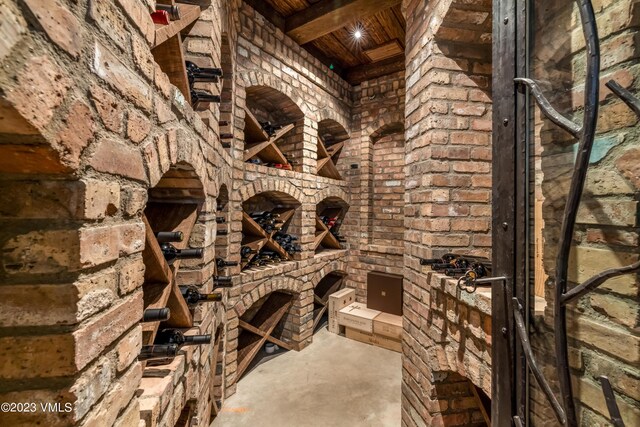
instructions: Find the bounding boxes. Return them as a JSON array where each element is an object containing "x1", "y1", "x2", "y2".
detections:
[{"x1": 237, "y1": 178, "x2": 305, "y2": 204}]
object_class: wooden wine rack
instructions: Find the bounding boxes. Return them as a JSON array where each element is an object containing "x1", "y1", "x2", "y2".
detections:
[
  {"x1": 240, "y1": 208, "x2": 296, "y2": 270},
  {"x1": 314, "y1": 207, "x2": 345, "y2": 252},
  {"x1": 141, "y1": 202, "x2": 199, "y2": 347},
  {"x1": 151, "y1": 1, "x2": 202, "y2": 105},
  {"x1": 312, "y1": 273, "x2": 346, "y2": 331},
  {"x1": 316, "y1": 136, "x2": 344, "y2": 179},
  {"x1": 236, "y1": 292, "x2": 294, "y2": 379},
  {"x1": 243, "y1": 109, "x2": 295, "y2": 166}
]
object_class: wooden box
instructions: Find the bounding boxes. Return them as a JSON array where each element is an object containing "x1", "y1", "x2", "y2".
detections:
[
  {"x1": 338, "y1": 302, "x2": 380, "y2": 333},
  {"x1": 345, "y1": 327, "x2": 401, "y2": 353},
  {"x1": 373, "y1": 312, "x2": 403, "y2": 340},
  {"x1": 328, "y1": 288, "x2": 355, "y2": 334}
]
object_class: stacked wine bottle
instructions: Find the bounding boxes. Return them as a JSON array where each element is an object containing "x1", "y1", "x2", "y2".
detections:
[
  {"x1": 320, "y1": 215, "x2": 346, "y2": 243},
  {"x1": 419, "y1": 253, "x2": 491, "y2": 280},
  {"x1": 139, "y1": 230, "x2": 235, "y2": 364},
  {"x1": 241, "y1": 210, "x2": 301, "y2": 270},
  {"x1": 186, "y1": 61, "x2": 222, "y2": 110}
]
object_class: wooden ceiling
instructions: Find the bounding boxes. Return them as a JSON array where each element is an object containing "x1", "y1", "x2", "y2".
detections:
[{"x1": 245, "y1": 0, "x2": 405, "y2": 85}]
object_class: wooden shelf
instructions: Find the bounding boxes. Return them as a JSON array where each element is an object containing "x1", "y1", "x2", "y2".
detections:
[
  {"x1": 243, "y1": 108, "x2": 295, "y2": 166},
  {"x1": 316, "y1": 136, "x2": 343, "y2": 180},
  {"x1": 236, "y1": 292, "x2": 294, "y2": 378},
  {"x1": 312, "y1": 273, "x2": 345, "y2": 331},
  {"x1": 152, "y1": 34, "x2": 191, "y2": 105},
  {"x1": 154, "y1": 3, "x2": 201, "y2": 48},
  {"x1": 314, "y1": 215, "x2": 342, "y2": 252},
  {"x1": 241, "y1": 209, "x2": 297, "y2": 271},
  {"x1": 209, "y1": 326, "x2": 224, "y2": 419},
  {"x1": 141, "y1": 201, "x2": 202, "y2": 346}
]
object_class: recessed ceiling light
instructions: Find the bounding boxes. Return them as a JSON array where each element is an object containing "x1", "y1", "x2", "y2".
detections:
[{"x1": 354, "y1": 30, "x2": 362, "y2": 39}]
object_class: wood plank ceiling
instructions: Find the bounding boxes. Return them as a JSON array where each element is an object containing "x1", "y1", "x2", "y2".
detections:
[{"x1": 245, "y1": 0, "x2": 405, "y2": 85}]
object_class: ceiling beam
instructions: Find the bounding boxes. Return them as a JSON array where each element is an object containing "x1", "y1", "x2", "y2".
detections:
[
  {"x1": 344, "y1": 54, "x2": 405, "y2": 85},
  {"x1": 286, "y1": 0, "x2": 402, "y2": 45}
]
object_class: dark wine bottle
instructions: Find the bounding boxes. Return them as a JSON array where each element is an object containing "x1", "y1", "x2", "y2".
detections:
[
  {"x1": 142, "y1": 308, "x2": 171, "y2": 322},
  {"x1": 185, "y1": 61, "x2": 223, "y2": 79},
  {"x1": 219, "y1": 120, "x2": 229, "y2": 127},
  {"x1": 191, "y1": 90, "x2": 221, "y2": 107},
  {"x1": 180, "y1": 285, "x2": 222, "y2": 306},
  {"x1": 155, "y1": 231, "x2": 184, "y2": 243},
  {"x1": 217, "y1": 229, "x2": 229, "y2": 236},
  {"x1": 213, "y1": 276, "x2": 233, "y2": 287},
  {"x1": 139, "y1": 344, "x2": 179, "y2": 361},
  {"x1": 155, "y1": 329, "x2": 212, "y2": 347},
  {"x1": 161, "y1": 243, "x2": 204, "y2": 265},
  {"x1": 222, "y1": 142, "x2": 231, "y2": 149},
  {"x1": 155, "y1": 4, "x2": 180, "y2": 20},
  {"x1": 216, "y1": 217, "x2": 226, "y2": 224},
  {"x1": 216, "y1": 258, "x2": 238, "y2": 269},
  {"x1": 220, "y1": 133, "x2": 234, "y2": 139},
  {"x1": 241, "y1": 246, "x2": 258, "y2": 258}
]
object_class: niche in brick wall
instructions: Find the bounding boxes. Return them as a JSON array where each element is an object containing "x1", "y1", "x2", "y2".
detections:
[
  {"x1": 315, "y1": 196, "x2": 349, "y2": 254},
  {"x1": 313, "y1": 271, "x2": 347, "y2": 332},
  {"x1": 241, "y1": 191, "x2": 302, "y2": 271},
  {"x1": 138, "y1": 162, "x2": 215, "y2": 425},
  {"x1": 151, "y1": 2, "x2": 222, "y2": 118},
  {"x1": 243, "y1": 86, "x2": 304, "y2": 171},
  {"x1": 368, "y1": 122, "x2": 405, "y2": 251},
  {"x1": 317, "y1": 119, "x2": 349, "y2": 180},
  {"x1": 236, "y1": 291, "x2": 296, "y2": 379}
]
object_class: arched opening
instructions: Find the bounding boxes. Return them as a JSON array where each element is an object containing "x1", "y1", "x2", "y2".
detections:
[
  {"x1": 315, "y1": 196, "x2": 350, "y2": 254},
  {"x1": 244, "y1": 86, "x2": 304, "y2": 171},
  {"x1": 241, "y1": 191, "x2": 302, "y2": 270},
  {"x1": 317, "y1": 118, "x2": 349, "y2": 179},
  {"x1": 236, "y1": 290, "x2": 298, "y2": 379},
  {"x1": 368, "y1": 122, "x2": 405, "y2": 250},
  {"x1": 312, "y1": 270, "x2": 348, "y2": 333}
]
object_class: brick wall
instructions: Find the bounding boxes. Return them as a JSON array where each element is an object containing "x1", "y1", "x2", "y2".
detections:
[
  {"x1": 347, "y1": 71, "x2": 407, "y2": 303},
  {"x1": 0, "y1": 0, "x2": 355, "y2": 425},
  {"x1": 401, "y1": 0, "x2": 493, "y2": 425}
]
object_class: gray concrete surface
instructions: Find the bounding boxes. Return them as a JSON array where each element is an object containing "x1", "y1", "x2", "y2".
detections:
[{"x1": 212, "y1": 327, "x2": 402, "y2": 427}]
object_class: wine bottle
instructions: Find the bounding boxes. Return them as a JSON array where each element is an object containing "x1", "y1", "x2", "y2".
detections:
[
  {"x1": 139, "y1": 344, "x2": 179, "y2": 361},
  {"x1": 185, "y1": 61, "x2": 223, "y2": 79},
  {"x1": 191, "y1": 90, "x2": 221, "y2": 108},
  {"x1": 220, "y1": 133, "x2": 234, "y2": 139},
  {"x1": 222, "y1": 142, "x2": 231, "y2": 149},
  {"x1": 161, "y1": 243, "x2": 203, "y2": 265},
  {"x1": 216, "y1": 258, "x2": 239, "y2": 269},
  {"x1": 155, "y1": 329, "x2": 212, "y2": 347},
  {"x1": 216, "y1": 217, "x2": 226, "y2": 224},
  {"x1": 155, "y1": 4, "x2": 180, "y2": 20},
  {"x1": 180, "y1": 285, "x2": 222, "y2": 306},
  {"x1": 213, "y1": 276, "x2": 233, "y2": 287},
  {"x1": 155, "y1": 231, "x2": 184, "y2": 243},
  {"x1": 419, "y1": 254, "x2": 463, "y2": 265},
  {"x1": 142, "y1": 308, "x2": 171, "y2": 322},
  {"x1": 217, "y1": 229, "x2": 229, "y2": 236},
  {"x1": 219, "y1": 120, "x2": 229, "y2": 127},
  {"x1": 241, "y1": 246, "x2": 258, "y2": 258}
]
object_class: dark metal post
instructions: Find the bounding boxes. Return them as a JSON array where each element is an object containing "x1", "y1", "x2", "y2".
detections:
[{"x1": 492, "y1": 0, "x2": 525, "y2": 424}]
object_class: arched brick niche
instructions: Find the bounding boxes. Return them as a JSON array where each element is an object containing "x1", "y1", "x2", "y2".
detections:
[
  {"x1": 315, "y1": 196, "x2": 350, "y2": 255},
  {"x1": 225, "y1": 276, "x2": 306, "y2": 389},
  {"x1": 244, "y1": 85, "x2": 305, "y2": 170},
  {"x1": 368, "y1": 121, "x2": 405, "y2": 251},
  {"x1": 241, "y1": 190, "x2": 303, "y2": 270},
  {"x1": 316, "y1": 118, "x2": 350, "y2": 179}
]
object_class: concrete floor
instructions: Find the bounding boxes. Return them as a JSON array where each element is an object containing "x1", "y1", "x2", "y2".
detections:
[{"x1": 212, "y1": 327, "x2": 402, "y2": 427}]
